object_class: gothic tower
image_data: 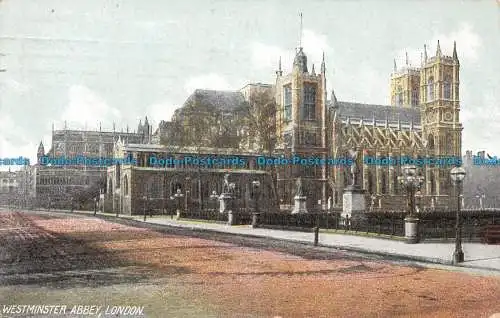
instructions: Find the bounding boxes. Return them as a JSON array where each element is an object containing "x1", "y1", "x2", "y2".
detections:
[
  {"x1": 420, "y1": 40, "x2": 462, "y2": 196},
  {"x1": 274, "y1": 41, "x2": 328, "y2": 208},
  {"x1": 390, "y1": 52, "x2": 420, "y2": 107}
]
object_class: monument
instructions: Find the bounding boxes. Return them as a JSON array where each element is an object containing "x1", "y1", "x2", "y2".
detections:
[
  {"x1": 219, "y1": 173, "x2": 234, "y2": 214},
  {"x1": 291, "y1": 177, "x2": 308, "y2": 214},
  {"x1": 342, "y1": 149, "x2": 366, "y2": 221}
]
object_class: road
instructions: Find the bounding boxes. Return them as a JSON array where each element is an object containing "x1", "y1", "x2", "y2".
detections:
[{"x1": 0, "y1": 210, "x2": 499, "y2": 318}]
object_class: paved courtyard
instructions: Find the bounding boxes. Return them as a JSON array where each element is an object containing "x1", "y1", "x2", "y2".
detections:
[{"x1": 1, "y1": 210, "x2": 500, "y2": 317}]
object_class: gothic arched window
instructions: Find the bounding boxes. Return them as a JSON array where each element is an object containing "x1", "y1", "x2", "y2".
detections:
[
  {"x1": 444, "y1": 77, "x2": 452, "y2": 99},
  {"x1": 303, "y1": 84, "x2": 316, "y2": 120},
  {"x1": 123, "y1": 175, "x2": 129, "y2": 196},
  {"x1": 427, "y1": 77, "x2": 434, "y2": 101},
  {"x1": 283, "y1": 85, "x2": 292, "y2": 122},
  {"x1": 427, "y1": 134, "x2": 435, "y2": 151},
  {"x1": 411, "y1": 87, "x2": 419, "y2": 106},
  {"x1": 396, "y1": 86, "x2": 403, "y2": 106}
]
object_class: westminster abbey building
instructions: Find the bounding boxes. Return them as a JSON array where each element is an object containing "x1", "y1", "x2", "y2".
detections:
[
  {"x1": 105, "y1": 39, "x2": 462, "y2": 214},
  {"x1": 273, "y1": 40, "x2": 462, "y2": 210}
]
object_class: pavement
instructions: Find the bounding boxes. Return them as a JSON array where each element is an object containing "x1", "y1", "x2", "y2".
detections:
[{"x1": 6, "y1": 207, "x2": 500, "y2": 273}]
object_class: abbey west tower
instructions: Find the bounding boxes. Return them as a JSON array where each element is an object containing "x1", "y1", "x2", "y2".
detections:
[
  {"x1": 273, "y1": 39, "x2": 462, "y2": 210},
  {"x1": 274, "y1": 48, "x2": 329, "y2": 209},
  {"x1": 390, "y1": 41, "x2": 462, "y2": 198}
]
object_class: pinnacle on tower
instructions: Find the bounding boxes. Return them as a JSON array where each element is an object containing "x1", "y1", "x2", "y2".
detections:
[
  {"x1": 276, "y1": 56, "x2": 283, "y2": 76},
  {"x1": 311, "y1": 64, "x2": 316, "y2": 75},
  {"x1": 424, "y1": 44, "x2": 428, "y2": 62},
  {"x1": 436, "y1": 40, "x2": 442, "y2": 57},
  {"x1": 453, "y1": 40, "x2": 459, "y2": 63},
  {"x1": 393, "y1": 59, "x2": 397, "y2": 72},
  {"x1": 405, "y1": 51, "x2": 409, "y2": 66},
  {"x1": 321, "y1": 51, "x2": 326, "y2": 73},
  {"x1": 37, "y1": 141, "x2": 44, "y2": 153}
]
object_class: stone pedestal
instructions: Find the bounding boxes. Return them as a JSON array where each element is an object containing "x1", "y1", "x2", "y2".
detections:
[
  {"x1": 227, "y1": 211, "x2": 239, "y2": 226},
  {"x1": 291, "y1": 196, "x2": 308, "y2": 214},
  {"x1": 342, "y1": 186, "x2": 366, "y2": 219},
  {"x1": 404, "y1": 215, "x2": 420, "y2": 244},
  {"x1": 219, "y1": 193, "x2": 234, "y2": 214},
  {"x1": 251, "y1": 212, "x2": 260, "y2": 228}
]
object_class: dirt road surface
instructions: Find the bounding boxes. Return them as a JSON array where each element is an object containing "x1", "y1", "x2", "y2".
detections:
[{"x1": 0, "y1": 210, "x2": 499, "y2": 318}]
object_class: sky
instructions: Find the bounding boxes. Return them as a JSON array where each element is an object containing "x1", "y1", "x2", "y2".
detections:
[{"x1": 0, "y1": 0, "x2": 499, "y2": 170}]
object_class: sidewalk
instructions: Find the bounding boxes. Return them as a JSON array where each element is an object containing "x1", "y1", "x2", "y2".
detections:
[{"x1": 17, "y1": 209, "x2": 500, "y2": 272}]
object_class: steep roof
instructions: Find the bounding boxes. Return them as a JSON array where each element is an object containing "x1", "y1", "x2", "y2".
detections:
[
  {"x1": 184, "y1": 89, "x2": 247, "y2": 112},
  {"x1": 332, "y1": 101, "x2": 421, "y2": 124}
]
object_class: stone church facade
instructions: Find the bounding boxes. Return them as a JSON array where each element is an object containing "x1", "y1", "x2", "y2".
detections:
[
  {"x1": 107, "y1": 40, "x2": 463, "y2": 214},
  {"x1": 272, "y1": 41, "x2": 462, "y2": 210}
]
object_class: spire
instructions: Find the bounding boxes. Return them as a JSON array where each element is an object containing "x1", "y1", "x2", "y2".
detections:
[
  {"x1": 331, "y1": 89, "x2": 338, "y2": 105},
  {"x1": 321, "y1": 51, "x2": 326, "y2": 74},
  {"x1": 405, "y1": 51, "x2": 409, "y2": 66},
  {"x1": 311, "y1": 63, "x2": 316, "y2": 75},
  {"x1": 145, "y1": 116, "x2": 149, "y2": 125},
  {"x1": 453, "y1": 40, "x2": 459, "y2": 63},
  {"x1": 436, "y1": 40, "x2": 442, "y2": 57},
  {"x1": 424, "y1": 44, "x2": 428, "y2": 62},
  {"x1": 276, "y1": 56, "x2": 283, "y2": 76},
  {"x1": 298, "y1": 12, "x2": 303, "y2": 49},
  {"x1": 393, "y1": 58, "x2": 397, "y2": 73}
]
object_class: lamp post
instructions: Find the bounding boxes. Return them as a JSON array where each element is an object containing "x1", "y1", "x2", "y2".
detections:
[
  {"x1": 174, "y1": 188, "x2": 184, "y2": 219},
  {"x1": 476, "y1": 193, "x2": 485, "y2": 210},
  {"x1": 251, "y1": 180, "x2": 260, "y2": 228},
  {"x1": 450, "y1": 166, "x2": 466, "y2": 264},
  {"x1": 398, "y1": 164, "x2": 425, "y2": 244},
  {"x1": 143, "y1": 195, "x2": 148, "y2": 221}
]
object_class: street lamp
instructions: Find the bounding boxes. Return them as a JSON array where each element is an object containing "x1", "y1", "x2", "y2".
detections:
[
  {"x1": 143, "y1": 195, "x2": 148, "y2": 221},
  {"x1": 476, "y1": 193, "x2": 485, "y2": 210},
  {"x1": 450, "y1": 166, "x2": 466, "y2": 264},
  {"x1": 398, "y1": 164, "x2": 425, "y2": 244},
  {"x1": 251, "y1": 180, "x2": 261, "y2": 228},
  {"x1": 173, "y1": 188, "x2": 184, "y2": 219},
  {"x1": 397, "y1": 165, "x2": 425, "y2": 216}
]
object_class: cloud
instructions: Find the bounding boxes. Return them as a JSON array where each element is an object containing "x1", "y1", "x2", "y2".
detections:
[
  {"x1": 184, "y1": 73, "x2": 233, "y2": 94},
  {"x1": 0, "y1": 78, "x2": 31, "y2": 94},
  {"x1": 0, "y1": 114, "x2": 40, "y2": 171},
  {"x1": 251, "y1": 29, "x2": 332, "y2": 73},
  {"x1": 60, "y1": 85, "x2": 121, "y2": 129},
  {"x1": 394, "y1": 23, "x2": 482, "y2": 66},
  {"x1": 431, "y1": 23, "x2": 481, "y2": 61},
  {"x1": 147, "y1": 100, "x2": 177, "y2": 122}
]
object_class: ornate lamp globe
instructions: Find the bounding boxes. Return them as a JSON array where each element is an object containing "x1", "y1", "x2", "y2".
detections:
[
  {"x1": 450, "y1": 166, "x2": 466, "y2": 183},
  {"x1": 402, "y1": 164, "x2": 417, "y2": 177}
]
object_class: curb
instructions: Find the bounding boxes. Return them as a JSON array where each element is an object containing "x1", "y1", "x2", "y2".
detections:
[{"x1": 24, "y1": 209, "x2": 500, "y2": 272}]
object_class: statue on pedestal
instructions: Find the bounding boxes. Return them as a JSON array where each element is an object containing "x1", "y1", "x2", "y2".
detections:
[
  {"x1": 348, "y1": 149, "x2": 360, "y2": 187},
  {"x1": 295, "y1": 177, "x2": 303, "y2": 197},
  {"x1": 222, "y1": 173, "x2": 230, "y2": 194}
]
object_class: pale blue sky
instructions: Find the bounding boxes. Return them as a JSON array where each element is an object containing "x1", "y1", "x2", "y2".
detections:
[{"x1": 0, "y1": 0, "x2": 499, "y2": 166}]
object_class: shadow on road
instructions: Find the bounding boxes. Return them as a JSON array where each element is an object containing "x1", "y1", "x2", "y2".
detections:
[{"x1": 0, "y1": 212, "x2": 192, "y2": 289}]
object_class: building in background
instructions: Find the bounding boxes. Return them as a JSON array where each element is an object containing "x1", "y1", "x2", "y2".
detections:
[
  {"x1": 0, "y1": 170, "x2": 18, "y2": 206},
  {"x1": 32, "y1": 118, "x2": 151, "y2": 208}
]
